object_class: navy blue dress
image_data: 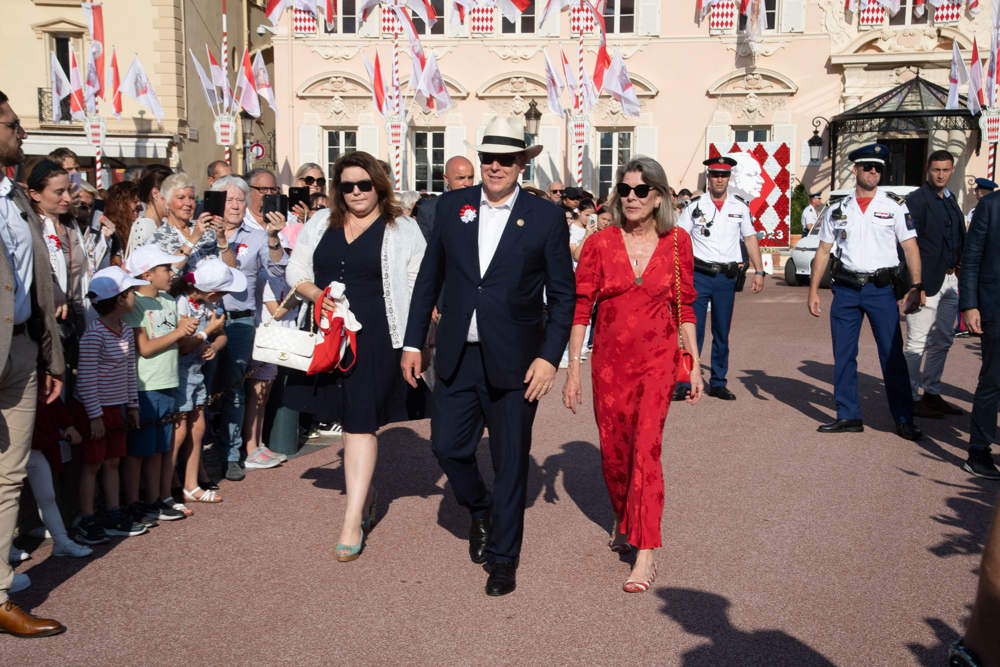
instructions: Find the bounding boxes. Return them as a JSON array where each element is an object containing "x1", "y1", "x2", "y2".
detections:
[{"x1": 285, "y1": 218, "x2": 422, "y2": 432}]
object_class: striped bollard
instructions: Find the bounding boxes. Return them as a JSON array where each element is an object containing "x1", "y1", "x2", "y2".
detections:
[{"x1": 96, "y1": 147, "x2": 103, "y2": 189}]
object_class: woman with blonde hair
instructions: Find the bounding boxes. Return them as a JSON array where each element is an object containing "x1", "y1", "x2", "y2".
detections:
[{"x1": 563, "y1": 156, "x2": 702, "y2": 593}]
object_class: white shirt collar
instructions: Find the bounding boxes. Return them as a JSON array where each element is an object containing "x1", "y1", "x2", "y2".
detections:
[
  {"x1": 480, "y1": 185, "x2": 520, "y2": 211},
  {"x1": 0, "y1": 175, "x2": 12, "y2": 198}
]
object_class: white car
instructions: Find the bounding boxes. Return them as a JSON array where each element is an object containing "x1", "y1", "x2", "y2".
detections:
[{"x1": 784, "y1": 185, "x2": 917, "y2": 287}]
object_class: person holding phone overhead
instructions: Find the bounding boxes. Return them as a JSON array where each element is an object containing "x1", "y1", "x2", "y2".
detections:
[
  {"x1": 148, "y1": 172, "x2": 234, "y2": 274},
  {"x1": 291, "y1": 162, "x2": 325, "y2": 223},
  {"x1": 207, "y1": 175, "x2": 288, "y2": 481}
]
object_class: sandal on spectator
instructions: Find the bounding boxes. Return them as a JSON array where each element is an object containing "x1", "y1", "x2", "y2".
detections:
[{"x1": 183, "y1": 487, "x2": 222, "y2": 503}]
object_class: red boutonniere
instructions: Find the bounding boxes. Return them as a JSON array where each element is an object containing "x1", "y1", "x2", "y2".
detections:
[
  {"x1": 236, "y1": 243, "x2": 249, "y2": 256},
  {"x1": 45, "y1": 234, "x2": 61, "y2": 251},
  {"x1": 459, "y1": 204, "x2": 477, "y2": 224}
]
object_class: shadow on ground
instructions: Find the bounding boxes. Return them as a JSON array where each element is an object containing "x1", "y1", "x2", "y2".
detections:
[
  {"x1": 906, "y1": 612, "x2": 970, "y2": 666},
  {"x1": 539, "y1": 440, "x2": 612, "y2": 534},
  {"x1": 657, "y1": 587, "x2": 836, "y2": 666}
]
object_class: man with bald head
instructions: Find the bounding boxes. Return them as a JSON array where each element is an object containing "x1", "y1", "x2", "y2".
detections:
[{"x1": 416, "y1": 155, "x2": 475, "y2": 240}]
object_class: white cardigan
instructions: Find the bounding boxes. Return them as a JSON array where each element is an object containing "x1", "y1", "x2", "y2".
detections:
[{"x1": 286, "y1": 210, "x2": 426, "y2": 349}]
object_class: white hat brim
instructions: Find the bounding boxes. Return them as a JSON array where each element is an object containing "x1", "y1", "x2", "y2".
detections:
[{"x1": 467, "y1": 141, "x2": 544, "y2": 160}]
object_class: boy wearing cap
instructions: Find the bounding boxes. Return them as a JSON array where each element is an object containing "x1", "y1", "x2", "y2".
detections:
[
  {"x1": 75, "y1": 267, "x2": 150, "y2": 544},
  {"x1": 121, "y1": 246, "x2": 198, "y2": 526}
]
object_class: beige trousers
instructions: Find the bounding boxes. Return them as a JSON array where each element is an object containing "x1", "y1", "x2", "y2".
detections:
[{"x1": 0, "y1": 333, "x2": 38, "y2": 602}]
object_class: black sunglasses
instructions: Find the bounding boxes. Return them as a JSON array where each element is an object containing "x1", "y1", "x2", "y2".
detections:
[
  {"x1": 616, "y1": 183, "x2": 652, "y2": 199},
  {"x1": 548, "y1": 188, "x2": 563, "y2": 195},
  {"x1": 859, "y1": 163, "x2": 884, "y2": 174},
  {"x1": 479, "y1": 153, "x2": 518, "y2": 168},
  {"x1": 301, "y1": 176, "x2": 326, "y2": 187},
  {"x1": 339, "y1": 179, "x2": 374, "y2": 194}
]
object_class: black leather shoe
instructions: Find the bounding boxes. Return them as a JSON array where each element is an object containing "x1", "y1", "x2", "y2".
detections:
[
  {"x1": 672, "y1": 386, "x2": 689, "y2": 402},
  {"x1": 896, "y1": 421, "x2": 923, "y2": 441},
  {"x1": 707, "y1": 386, "x2": 736, "y2": 400},
  {"x1": 817, "y1": 419, "x2": 864, "y2": 433},
  {"x1": 485, "y1": 562, "x2": 517, "y2": 597},
  {"x1": 469, "y1": 515, "x2": 490, "y2": 564}
]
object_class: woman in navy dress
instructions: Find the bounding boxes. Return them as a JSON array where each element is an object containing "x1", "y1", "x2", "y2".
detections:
[{"x1": 286, "y1": 152, "x2": 426, "y2": 561}]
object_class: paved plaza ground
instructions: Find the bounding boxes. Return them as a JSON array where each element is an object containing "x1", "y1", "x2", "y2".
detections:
[{"x1": 5, "y1": 278, "x2": 995, "y2": 665}]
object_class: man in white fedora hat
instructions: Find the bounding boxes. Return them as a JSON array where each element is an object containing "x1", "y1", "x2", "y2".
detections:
[{"x1": 402, "y1": 116, "x2": 574, "y2": 597}]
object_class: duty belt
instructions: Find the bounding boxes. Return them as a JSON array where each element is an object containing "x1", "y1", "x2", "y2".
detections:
[
  {"x1": 832, "y1": 266, "x2": 898, "y2": 290},
  {"x1": 693, "y1": 258, "x2": 741, "y2": 278},
  {"x1": 226, "y1": 309, "x2": 254, "y2": 320}
]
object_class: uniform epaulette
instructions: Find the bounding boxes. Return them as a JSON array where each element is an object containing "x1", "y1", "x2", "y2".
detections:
[
  {"x1": 885, "y1": 191, "x2": 905, "y2": 205},
  {"x1": 733, "y1": 194, "x2": 748, "y2": 205}
]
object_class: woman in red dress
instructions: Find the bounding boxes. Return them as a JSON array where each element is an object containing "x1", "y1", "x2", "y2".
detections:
[{"x1": 563, "y1": 156, "x2": 702, "y2": 593}]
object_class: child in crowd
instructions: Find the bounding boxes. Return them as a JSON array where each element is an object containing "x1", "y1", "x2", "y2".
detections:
[
  {"x1": 75, "y1": 266, "x2": 150, "y2": 544},
  {"x1": 243, "y1": 269, "x2": 299, "y2": 469},
  {"x1": 122, "y1": 246, "x2": 199, "y2": 526},
  {"x1": 170, "y1": 258, "x2": 244, "y2": 503}
]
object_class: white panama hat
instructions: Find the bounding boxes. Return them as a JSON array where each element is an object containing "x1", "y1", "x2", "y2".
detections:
[{"x1": 468, "y1": 116, "x2": 544, "y2": 159}]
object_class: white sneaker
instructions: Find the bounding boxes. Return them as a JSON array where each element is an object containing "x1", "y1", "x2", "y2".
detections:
[
  {"x1": 261, "y1": 446, "x2": 288, "y2": 463},
  {"x1": 244, "y1": 448, "x2": 282, "y2": 469},
  {"x1": 51, "y1": 539, "x2": 93, "y2": 558},
  {"x1": 11, "y1": 572, "x2": 30, "y2": 593},
  {"x1": 317, "y1": 422, "x2": 342, "y2": 436},
  {"x1": 8, "y1": 545, "x2": 30, "y2": 563},
  {"x1": 27, "y1": 526, "x2": 52, "y2": 540}
]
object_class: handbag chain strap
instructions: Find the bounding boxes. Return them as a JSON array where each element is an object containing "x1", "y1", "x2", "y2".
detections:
[
  {"x1": 262, "y1": 285, "x2": 313, "y2": 334},
  {"x1": 674, "y1": 229, "x2": 682, "y2": 335}
]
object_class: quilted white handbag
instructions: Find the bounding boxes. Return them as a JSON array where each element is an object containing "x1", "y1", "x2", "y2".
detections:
[{"x1": 251, "y1": 289, "x2": 317, "y2": 371}]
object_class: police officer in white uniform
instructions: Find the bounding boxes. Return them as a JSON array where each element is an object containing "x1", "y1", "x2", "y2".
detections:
[
  {"x1": 675, "y1": 155, "x2": 766, "y2": 401},
  {"x1": 808, "y1": 143, "x2": 924, "y2": 440},
  {"x1": 801, "y1": 191, "x2": 823, "y2": 234}
]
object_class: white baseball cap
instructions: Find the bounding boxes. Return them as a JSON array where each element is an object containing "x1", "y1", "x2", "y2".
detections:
[
  {"x1": 87, "y1": 266, "x2": 149, "y2": 301},
  {"x1": 190, "y1": 258, "x2": 248, "y2": 294},
  {"x1": 126, "y1": 245, "x2": 184, "y2": 276}
]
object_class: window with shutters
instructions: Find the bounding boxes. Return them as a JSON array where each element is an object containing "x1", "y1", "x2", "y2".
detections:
[
  {"x1": 412, "y1": 0, "x2": 445, "y2": 35},
  {"x1": 501, "y1": 0, "x2": 535, "y2": 33},
  {"x1": 733, "y1": 126, "x2": 770, "y2": 142},
  {"x1": 598, "y1": 130, "x2": 633, "y2": 200},
  {"x1": 325, "y1": 130, "x2": 358, "y2": 179},
  {"x1": 413, "y1": 130, "x2": 445, "y2": 193},
  {"x1": 888, "y1": 0, "x2": 929, "y2": 25},
  {"x1": 323, "y1": 0, "x2": 358, "y2": 33},
  {"x1": 737, "y1": 0, "x2": 778, "y2": 31},
  {"x1": 603, "y1": 0, "x2": 635, "y2": 34},
  {"x1": 39, "y1": 28, "x2": 85, "y2": 124}
]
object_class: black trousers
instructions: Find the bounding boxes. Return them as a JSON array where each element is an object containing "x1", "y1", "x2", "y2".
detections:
[
  {"x1": 971, "y1": 320, "x2": 1000, "y2": 453},
  {"x1": 431, "y1": 343, "x2": 538, "y2": 564}
]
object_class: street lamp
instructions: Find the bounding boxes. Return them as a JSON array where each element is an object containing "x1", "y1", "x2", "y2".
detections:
[
  {"x1": 524, "y1": 99, "x2": 542, "y2": 137},
  {"x1": 240, "y1": 111, "x2": 254, "y2": 172},
  {"x1": 808, "y1": 116, "x2": 829, "y2": 165}
]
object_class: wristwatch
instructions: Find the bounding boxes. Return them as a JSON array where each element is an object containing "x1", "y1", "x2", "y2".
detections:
[
  {"x1": 269, "y1": 241, "x2": 282, "y2": 250},
  {"x1": 910, "y1": 282, "x2": 924, "y2": 291},
  {"x1": 754, "y1": 271, "x2": 765, "y2": 276}
]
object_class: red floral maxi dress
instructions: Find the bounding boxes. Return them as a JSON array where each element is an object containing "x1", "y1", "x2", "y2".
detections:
[{"x1": 573, "y1": 226, "x2": 696, "y2": 549}]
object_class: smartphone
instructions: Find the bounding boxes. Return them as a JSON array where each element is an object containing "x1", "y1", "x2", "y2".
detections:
[
  {"x1": 288, "y1": 186, "x2": 310, "y2": 213},
  {"x1": 69, "y1": 172, "x2": 83, "y2": 189},
  {"x1": 204, "y1": 190, "x2": 227, "y2": 218},
  {"x1": 93, "y1": 199, "x2": 105, "y2": 213},
  {"x1": 262, "y1": 193, "x2": 288, "y2": 217},
  {"x1": 588, "y1": 213, "x2": 598, "y2": 229}
]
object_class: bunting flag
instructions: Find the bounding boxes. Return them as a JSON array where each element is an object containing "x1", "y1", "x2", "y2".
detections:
[
  {"x1": 602, "y1": 49, "x2": 639, "y2": 117},
  {"x1": 392, "y1": 4, "x2": 428, "y2": 92},
  {"x1": 498, "y1": 0, "x2": 532, "y2": 24},
  {"x1": 120, "y1": 56, "x2": 164, "y2": 121},
  {"x1": 415, "y1": 51, "x2": 452, "y2": 112},
  {"x1": 207, "y1": 46, "x2": 233, "y2": 112},
  {"x1": 589, "y1": 1, "x2": 611, "y2": 92},
  {"x1": 539, "y1": 0, "x2": 573, "y2": 28},
  {"x1": 361, "y1": 50, "x2": 387, "y2": 116},
  {"x1": 109, "y1": 47, "x2": 122, "y2": 118},
  {"x1": 236, "y1": 48, "x2": 261, "y2": 118},
  {"x1": 947, "y1": 40, "x2": 969, "y2": 110},
  {"x1": 189, "y1": 48, "x2": 220, "y2": 114},
  {"x1": 84, "y1": 49, "x2": 101, "y2": 114},
  {"x1": 543, "y1": 50, "x2": 565, "y2": 115},
  {"x1": 266, "y1": 0, "x2": 291, "y2": 24},
  {"x1": 81, "y1": 2, "x2": 105, "y2": 99},
  {"x1": 451, "y1": 0, "x2": 475, "y2": 24},
  {"x1": 67, "y1": 50, "x2": 87, "y2": 120},
  {"x1": 969, "y1": 37, "x2": 985, "y2": 114},
  {"x1": 252, "y1": 51, "x2": 277, "y2": 114},
  {"x1": 50, "y1": 52, "x2": 74, "y2": 122},
  {"x1": 406, "y1": 0, "x2": 438, "y2": 27}
]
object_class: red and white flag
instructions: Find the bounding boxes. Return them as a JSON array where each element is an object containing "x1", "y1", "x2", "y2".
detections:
[
  {"x1": 451, "y1": 0, "x2": 475, "y2": 24},
  {"x1": 579, "y1": 63, "x2": 599, "y2": 114},
  {"x1": 969, "y1": 37, "x2": 985, "y2": 114},
  {"x1": 361, "y1": 50, "x2": 388, "y2": 116},
  {"x1": 67, "y1": 50, "x2": 87, "y2": 120},
  {"x1": 873, "y1": 0, "x2": 900, "y2": 14},
  {"x1": 602, "y1": 49, "x2": 639, "y2": 117},
  {"x1": 392, "y1": 5, "x2": 428, "y2": 91},
  {"x1": 84, "y1": 49, "x2": 101, "y2": 115},
  {"x1": 498, "y1": 0, "x2": 531, "y2": 24},
  {"x1": 969, "y1": 0, "x2": 980, "y2": 18},
  {"x1": 121, "y1": 56, "x2": 164, "y2": 121},
  {"x1": 589, "y1": 1, "x2": 611, "y2": 92},
  {"x1": 109, "y1": 47, "x2": 122, "y2": 118},
  {"x1": 189, "y1": 48, "x2": 220, "y2": 113},
  {"x1": 207, "y1": 46, "x2": 233, "y2": 112},
  {"x1": 358, "y1": 0, "x2": 380, "y2": 24},
  {"x1": 947, "y1": 40, "x2": 969, "y2": 110},
  {"x1": 266, "y1": 0, "x2": 290, "y2": 25},
  {"x1": 294, "y1": 0, "x2": 319, "y2": 17},
  {"x1": 986, "y1": 31, "x2": 998, "y2": 109},
  {"x1": 406, "y1": 0, "x2": 439, "y2": 27},
  {"x1": 696, "y1": 0, "x2": 723, "y2": 22},
  {"x1": 416, "y1": 52, "x2": 452, "y2": 113},
  {"x1": 252, "y1": 51, "x2": 277, "y2": 115},
  {"x1": 560, "y1": 48, "x2": 577, "y2": 95},
  {"x1": 325, "y1": 0, "x2": 337, "y2": 19},
  {"x1": 235, "y1": 48, "x2": 261, "y2": 118},
  {"x1": 50, "y1": 52, "x2": 76, "y2": 122},
  {"x1": 543, "y1": 50, "x2": 565, "y2": 116},
  {"x1": 81, "y1": 2, "x2": 105, "y2": 99},
  {"x1": 744, "y1": 0, "x2": 767, "y2": 54},
  {"x1": 539, "y1": 0, "x2": 573, "y2": 29}
]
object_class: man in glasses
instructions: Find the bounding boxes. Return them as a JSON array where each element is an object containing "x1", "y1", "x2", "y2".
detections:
[
  {"x1": 0, "y1": 89, "x2": 67, "y2": 636},
  {"x1": 244, "y1": 167, "x2": 281, "y2": 232},
  {"x1": 402, "y1": 116, "x2": 574, "y2": 597},
  {"x1": 807, "y1": 143, "x2": 924, "y2": 441},
  {"x1": 547, "y1": 181, "x2": 565, "y2": 205},
  {"x1": 415, "y1": 155, "x2": 475, "y2": 241},
  {"x1": 903, "y1": 150, "x2": 966, "y2": 420},
  {"x1": 675, "y1": 155, "x2": 766, "y2": 402}
]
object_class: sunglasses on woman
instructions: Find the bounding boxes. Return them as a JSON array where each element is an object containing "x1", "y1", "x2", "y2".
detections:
[
  {"x1": 339, "y1": 179, "x2": 374, "y2": 194},
  {"x1": 616, "y1": 183, "x2": 652, "y2": 199},
  {"x1": 301, "y1": 176, "x2": 327, "y2": 187}
]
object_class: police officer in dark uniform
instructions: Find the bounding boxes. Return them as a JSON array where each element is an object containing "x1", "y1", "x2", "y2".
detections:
[
  {"x1": 807, "y1": 143, "x2": 924, "y2": 440},
  {"x1": 675, "y1": 155, "x2": 766, "y2": 401}
]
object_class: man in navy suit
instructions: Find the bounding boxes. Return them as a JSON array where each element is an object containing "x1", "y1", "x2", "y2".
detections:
[
  {"x1": 961, "y1": 190, "x2": 1000, "y2": 480},
  {"x1": 402, "y1": 117, "x2": 575, "y2": 596}
]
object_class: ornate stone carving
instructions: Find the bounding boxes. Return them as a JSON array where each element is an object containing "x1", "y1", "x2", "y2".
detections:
[
  {"x1": 591, "y1": 98, "x2": 638, "y2": 125},
  {"x1": 726, "y1": 37, "x2": 789, "y2": 58},
  {"x1": 310, "y1": 45, "x2": 360, "y2": 62},
  {"x1": 299, "y1": 74, "x2": 370, "y2": 99},
  {"x1": 717, "y1": 93, "x2": 783, "y2": 122},
  {"x1": 487, "y1": 45, "x2": 544, "y2": 62},
  {"x1": 816, "y1": 0, "x2": 856, "y2": 52},
  {"x1": 308, "y1": 96, "x2": 364, "y2": 118}
]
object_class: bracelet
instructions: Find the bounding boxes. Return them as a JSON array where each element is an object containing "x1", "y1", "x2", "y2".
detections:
[
  {"x1": 910, "y1": 282, "x2": 924, "y2": 291},
  {"x1": 183, "y1": 239, "x2": 195, "y2": 249},
  {"x1": 754, "y1": 271, "x2": 765, "y2": 276},
  {"x1": 196, "y1": 331, "x2": 208, "y2": 342},
  {"x1": 269, "y1": 242, "x2": 281, "y2": 250}
]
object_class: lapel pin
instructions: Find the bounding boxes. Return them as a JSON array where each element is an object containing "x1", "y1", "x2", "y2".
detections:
[{"x1": 516, "y1": 219, "x2": 525, "y2": 227}]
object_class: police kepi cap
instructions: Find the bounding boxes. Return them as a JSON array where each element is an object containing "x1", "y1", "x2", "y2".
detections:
[
  {"x1": 809, "y1": 191, "x2": 823, "y2": 198},
  {"x1": 703, "y1": 156, "x2": 737, "y2": 173},
  {"x1": 848, "y1": 143, "x2": 890, "y2": 165},
  {"x1": 188, "y1": 257, "x2": 247, "y2": 294},
  {"x1": 86, "y1": 266, "x2": 149, "y2": 302},
  {"x1": 975, "y1": 177, "x2": 998, "y2": 191}
]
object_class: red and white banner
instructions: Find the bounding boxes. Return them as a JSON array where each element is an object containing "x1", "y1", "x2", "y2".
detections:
[
  {"x1": 81, "y1": 2, "x2": 105, "y2": 99},
  {"x1": 602, "y1": 49, "x2": 639, "y2": 117},
  {"x1": 708, "y1": 141, "x2": 792, "y2": 249},
  {"x1": 266, "y1": 0, "x2": 290, "y2": 24},
  {"x1": 50, "y1": 52, "x2": 78, "y2": 122},
  {"x1": 85, "y1": 117, "x2": 106, "y2": 147},
  {"x1": 120, "y1": 55, "x2": 164, "y2": 121},
  {"x1": 470, "y1": 5, "x2": 494, "y2": 33},
  {"x1": 969, "y1": 37, "x2": 985, "y2": 115},
  {"x1": 498, "y1": 0, "x2": 531, "y2": 24},
  {"x1": 235, "y1": 48, "x2": 261, "y2": 118},
  {"x1": 109, "y1": 47, "x2": 122, "y2": 118},
  {"x1": 190, "y1": 49, "x2": 220, "y2": 113},
  {"x1": 252, "y1": 51, "x2": 277, "y2": 114},
  {"x1": 571, "y1": 117, "x2": 587, "y2": 146},
  {"x1": 208, "y1": 46, "x2": 233, "y2": 113},
  {"x1": 981, "y1": 109, "x2": 1000, "y2": 143},
  {"x1": 415, "y1": 51, "x2": 452, "y2": 112},
  {"x1": 947, "y1": 39, "x2": 969, "y2": 110},
  {"x1": 543, "y1": 50, "x2": 565, "y2": 116},
  {"x1": 361, "y1": 50, "x2": 388, "y2": 116},
  {"x1": 293, "y1": 6, "x2": 319, "y2": 32},
  {"x1": 709, "y1": 0, "x2": 736, "y2": 30},
  {"x1": 68, "y1": 51, "x2": 87, "y2": 121},
  {"x1": 387, "y1": 117, "x2": 405, "y2": 146}
]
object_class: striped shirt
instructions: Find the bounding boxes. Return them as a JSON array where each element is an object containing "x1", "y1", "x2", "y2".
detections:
[{"x1": 75, "y1": 318, "x2": 139, "y2": 419}]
